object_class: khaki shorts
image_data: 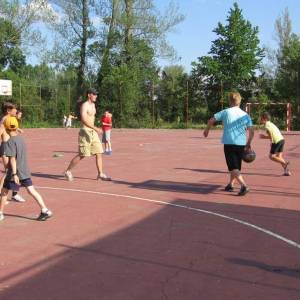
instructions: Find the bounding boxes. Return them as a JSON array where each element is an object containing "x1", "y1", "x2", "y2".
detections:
[{"x1": 78, "y1": 128, "x2": 103, "y2": 156}]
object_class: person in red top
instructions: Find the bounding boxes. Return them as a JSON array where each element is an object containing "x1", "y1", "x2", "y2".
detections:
[{"x1": 101, "y1": 110, "x2": 112, "y2": 155}]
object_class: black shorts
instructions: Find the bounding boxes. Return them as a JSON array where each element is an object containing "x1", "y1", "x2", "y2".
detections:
[
  {"x1": 0, "y1": 142, "x2": 6, "y2": 157},
  {"x1": 224, "y1": 144, "x2": 245, "y2": 171},
  {"x1": 270, "y1": 140, "x2": 285, "y2": 154},
  {"x1": 3, "y1": 177, "x2": 33, "y2": 191}
]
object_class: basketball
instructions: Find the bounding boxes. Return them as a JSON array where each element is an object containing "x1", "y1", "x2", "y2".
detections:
[{"x1": 242, "y1": 149, "x2": 256, "y2": 163}]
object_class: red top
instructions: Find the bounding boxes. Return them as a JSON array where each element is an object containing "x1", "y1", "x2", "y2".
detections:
[{"x1": 101, "y1": 116, "x2": 112, "y2": 131}]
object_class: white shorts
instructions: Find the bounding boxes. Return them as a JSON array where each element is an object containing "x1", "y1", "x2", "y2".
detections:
[{"x1": 102, "y1": 130, "x2": 111, "y2": 143}]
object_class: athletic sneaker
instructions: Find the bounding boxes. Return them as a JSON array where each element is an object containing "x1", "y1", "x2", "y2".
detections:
[
  {"x1": 283, "y1": 161, "x2": 291, "y2": 176},
  {"x1": 238, "y1": 185, "x2": 250, "y2": 196},
  {"x1": 37, "y1": 210, "x2": 53, "y2": 221},
  {"x1": 12, "y1": 194, "x2": 26, "y2": 202},
  {"x1": 97, "y1": 173, "x2": 112, "y2": 181},
  {"x1": 64, "y1": 170, "x2": 73, "y2": 181},
  {"x1": 224, "y1": 184, "x2": 234, "y2": 192},
  {"x1": 0, "y1": 213, "x2": 4, "y2": 221}
]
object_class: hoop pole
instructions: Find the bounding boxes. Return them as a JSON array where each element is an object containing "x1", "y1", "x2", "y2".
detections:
[
  {"x1": 19, "y1": 83, "x2": 22, "y2": 109},
  {"x1": 286, "y1": 103, "x2": 292, "y2": 131},
  {"x1": 245, "y1": 103, "x2": 250, "y2": 114},
  {"x1": 186, "y1": 80, "x2": 189, "y2": 128},
  {"x1": 68, "y1": 84, "x2": 71, "y2": 114}
]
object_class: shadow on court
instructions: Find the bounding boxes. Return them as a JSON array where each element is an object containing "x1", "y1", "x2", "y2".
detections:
[
  {"x1": 227, "y1": 258, "x2": 300, "y2": 279},
  {"x1": 175, "y1": 167, "x2": 282, "y2": 177},
  {"x1": 113, "y1": 179, "x2": 221, "y2": 194},
  {"x1": 4, "y1": 213, "x2": 37, "y2": 221},
  {"x1": 1, "y1": 199, "x2": 300, "y2": 300},
  {"x1": 31, "y1": 172, "x2": 96, "y2": 181},
  {"x1": 52, "y1": 150, "x2": 78, "y2": 154},
  {"x1": 30, "y1": 171, "x2": 300, "y2": 198}
]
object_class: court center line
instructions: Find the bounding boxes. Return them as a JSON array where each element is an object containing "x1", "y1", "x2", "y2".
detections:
[{"x1": 36, "y1": 186, "x2": 300, "y2": 250}]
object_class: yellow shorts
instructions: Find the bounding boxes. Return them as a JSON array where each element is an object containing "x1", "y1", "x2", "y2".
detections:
[{"x1": 78, "y1": 128, "x2": 103, "y2": 156}]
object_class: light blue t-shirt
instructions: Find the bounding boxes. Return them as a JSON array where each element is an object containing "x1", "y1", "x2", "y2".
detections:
[{"x1": 214, "y1": 106, "x2": 253, "y2": 145}]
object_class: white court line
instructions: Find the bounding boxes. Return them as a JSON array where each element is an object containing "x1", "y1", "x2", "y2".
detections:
[{"x1": 36, "y1": 186, "x2": 300, "y2": 250}]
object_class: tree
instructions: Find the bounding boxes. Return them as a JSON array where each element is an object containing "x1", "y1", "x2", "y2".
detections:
[
  {"x1": 0, "y1": 18, "x2": 25, "y2": 71},
  {"x1": 263, "y1": 8, "x2": 293, "y2": 79},
  {"x1": 275, "y1": 35, "x2": 300, "y2": 120},
  {"x1": 158, "y1": 65, "x2": 187, "y2": 123},
  {"x1": 99, "y1": 37, "x2": 158, "y2": 127},
  {"x1": 48, "y1": 0, "x2": 97, "y2": 96},
  {"x1": 96, "y1": 0, "x2": 120, "y2": 85},
  {"x1": 191, "y1": 2, "x2": 264, "y2": 113},
  {"x1": 275, "y1": 7, "x2": 292, "y2": 53},
  {"x1": 267, "y1": 8, "x2": 300, "y2": 128},
  {"x1": 94, "y1": 0, "x2": 184, "y2": 126},
  {"x1": 0, "y1": 0, "x2": 56, "y2": 53}
]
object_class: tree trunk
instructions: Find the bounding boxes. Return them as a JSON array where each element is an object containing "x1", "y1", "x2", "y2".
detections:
[
  {"x1": 124, "y1": 0, "x2": 133, "y2": 63},
  {"x1": 77, "y1": 0, "x2": 89, "y2": 97},
  {"x1": 98, "y1": 0, "x2": 119, "y2": 86}
]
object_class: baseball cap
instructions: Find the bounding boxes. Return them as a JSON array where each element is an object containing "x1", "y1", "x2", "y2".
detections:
[
  {"x1": 4, "y1": 116, "x2": 19, "y2": 130},
  {"x1": 86, "y1": 88, "x2": 98, "y2": 95}
]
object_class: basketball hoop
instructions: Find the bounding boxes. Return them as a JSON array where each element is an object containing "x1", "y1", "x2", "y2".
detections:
[{"x1": 0, "y1": 80, "x2": 12, "y2": 96}]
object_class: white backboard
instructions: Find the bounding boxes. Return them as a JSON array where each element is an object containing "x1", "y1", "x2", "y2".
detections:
[{"x1": 0, "y1": 80, "x2": 12, "y2": 96}]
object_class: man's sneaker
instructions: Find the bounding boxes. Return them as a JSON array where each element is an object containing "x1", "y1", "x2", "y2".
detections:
[
  {"x1": 97, "y1": 173, "x2": 112, "y2": 181},
  {"x1": 224, "y1": 184, "x2": 234, "y2": 192},
  {"x1": 11, "y1": 194, "x2": 26, "y2": 202},
  {"x1": 238, "y1": 185, "x2": 250, "y2": 196},
  {"x1": 37, "y1": 210, "x2": 53, "y2": 221},
  {"x1": 64, "y1": 170, "x2": 73, "y2": 181},
  {"x1": 283, "y1": 162, "x2": 291, "y2": 176},
  {"x1": 0, "y1": 213, "x2": 4, "y2": 221}
]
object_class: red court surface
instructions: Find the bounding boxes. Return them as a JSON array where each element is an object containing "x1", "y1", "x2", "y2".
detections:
[{"x1": 0, "y1": 128, "x2": 300, "y2": 300}]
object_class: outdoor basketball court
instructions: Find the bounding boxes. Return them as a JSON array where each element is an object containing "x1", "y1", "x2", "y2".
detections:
[{"x1": 0, "y1": 128, "x2": 299, "y2": 299}]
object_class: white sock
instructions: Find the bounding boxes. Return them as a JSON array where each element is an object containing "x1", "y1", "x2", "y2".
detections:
[{"x1": 42, "y1": 208, "x2": 48, "y2": 213}]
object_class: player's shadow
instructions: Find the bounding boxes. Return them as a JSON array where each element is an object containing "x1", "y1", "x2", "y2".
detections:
[
  {"x1": 189, "y1": 136, "x2": 219, "y2": 140},
  {"x1": 288, "y1": 152, "x2": 300, "y2": 158},
  {"x1": 31, "y1": 172, "x2": 66, "y2": 181},
  {"x1": 250, "y1": 187, "x2": 300, "y2": 198},
  {"x1": 4, "y1": 213, "x2": 37, "y2": 221},
  {"x1": 176, "y1": 167, "x2": 227, "y2": 174},
  {"x1": 52, "y1": 150, "x2": 78, "y2": 154},
  {"x1": 113, "y1": 179, "x2": 221, "y2": 194},
  {"x1": 31, "y1": 172, "x2": 95, "y2": 181},
  {"x1": 227, "y1": 258, "x2": 300, "y2": 279},
  {"x1": 175, "y1": 167, "x2": 281, "y2": 177}
]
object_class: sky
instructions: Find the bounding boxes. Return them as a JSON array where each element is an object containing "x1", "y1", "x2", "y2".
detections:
[
  {"x1": 156, "y1": 0, "x2": 300, "y2": 72},
  {"x1": 26, "y1": 0, "x2": 300, "y2": 73}
]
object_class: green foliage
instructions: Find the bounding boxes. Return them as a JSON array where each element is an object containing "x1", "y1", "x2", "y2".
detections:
[
  {"x1": 0, "y1": 63, "x2": 78, "y2": 127},
  {"x1": 98, "y1": 37, "x2": 158, "y2": 127},
  {"x1": 0, "y1": 18, "x2": 25, "y2": 71},
  {"x1": 210, "y1": 3, "x2": 264, "y2": 88},
  {"x1": 1, "y1": 2, "x2": 299, "y2": 130},
  {"x1": 157, "y1": 65, "x2": 188, "y2": 123},
  {"x1": 276, "y1": 34, "x2": 300, "y2": 98},
  {"x1": 191, "y1": 2, "x2": 264, "y2": 117}
]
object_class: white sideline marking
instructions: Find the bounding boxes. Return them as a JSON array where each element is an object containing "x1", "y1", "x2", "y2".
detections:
[{"x1": 36, "y1": 186, "x2": 300, "y2": 250}]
